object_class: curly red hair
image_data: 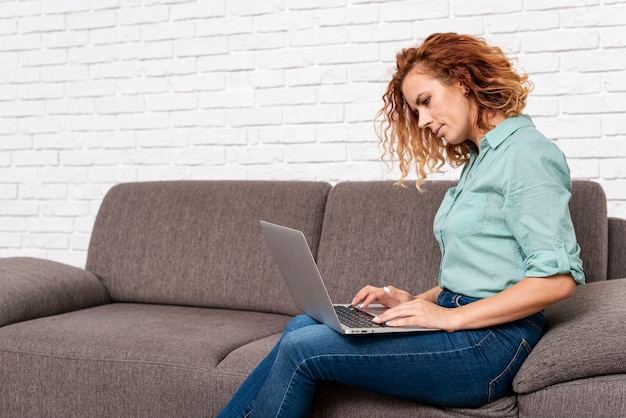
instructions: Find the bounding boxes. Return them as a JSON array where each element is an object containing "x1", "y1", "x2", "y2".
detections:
[{"x1": 376, "y1": 33, "x2": 531, "y2": 188}]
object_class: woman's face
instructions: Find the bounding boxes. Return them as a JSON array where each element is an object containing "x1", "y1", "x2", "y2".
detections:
[{"x1": 401, "y1": 71, "x2": 480, "y2": 146}]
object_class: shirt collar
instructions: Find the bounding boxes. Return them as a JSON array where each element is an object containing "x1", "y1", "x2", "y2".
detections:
[{"x1": 482, "y1": 114, "x2": 535, "y2": 150}]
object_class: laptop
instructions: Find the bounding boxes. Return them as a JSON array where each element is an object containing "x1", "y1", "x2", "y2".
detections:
[{"x1": 260, "y1": 220, "x2": 438, "y2": 335}]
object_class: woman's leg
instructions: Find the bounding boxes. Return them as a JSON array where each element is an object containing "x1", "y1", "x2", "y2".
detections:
[
  {"x1": 217, "y1": 315, "x2": 318, "y2": 418},
  {"x1": 248, "y1": 292, "x2": 543, "y2": 417},
  {"x1": 221, "y1": 292, "x2": 544, "y2": 418},
  {"x1": 250, "y1": 317, "x2": 542, "y2": 417}
]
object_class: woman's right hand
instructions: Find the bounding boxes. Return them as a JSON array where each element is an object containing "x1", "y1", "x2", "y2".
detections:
[{"x1": 351, "y1": 285, "x2": 415, "y2": 309}]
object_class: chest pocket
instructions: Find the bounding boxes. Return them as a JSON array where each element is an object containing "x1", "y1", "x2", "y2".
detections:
[{"x1": 444, "y1": 191, "x2": 488, "y2": 238}]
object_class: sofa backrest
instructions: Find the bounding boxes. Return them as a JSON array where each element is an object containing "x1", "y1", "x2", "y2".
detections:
[
  {"x1": 317, "y1": 181, "x2": 451, "y2": 302},
  {"x1": 570, "y1": 181, "x2": 608, "y2": 282},
  {"x1": 317, "y1": 180, "x2": 609, "y2": 304},
  {"x1": 86, "y1": 181, "x2": 330, "y2": 316},
  {"x1": 86, "y1": 180, "x2": 608, "y2": 315}
]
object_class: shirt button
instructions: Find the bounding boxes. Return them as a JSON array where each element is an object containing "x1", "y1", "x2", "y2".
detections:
[{"x1": 555, "y1": 242, "x2": 563, "y2": 248}]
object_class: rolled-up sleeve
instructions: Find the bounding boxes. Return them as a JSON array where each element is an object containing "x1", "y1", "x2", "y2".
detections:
[{"x1": 502, "y1": 138, "x2": 585, "y2": 285}]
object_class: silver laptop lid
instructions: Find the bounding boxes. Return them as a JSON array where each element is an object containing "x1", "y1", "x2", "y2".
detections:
[{"x1": 260, "y1": 221, "x2": 344, "y2": 333}]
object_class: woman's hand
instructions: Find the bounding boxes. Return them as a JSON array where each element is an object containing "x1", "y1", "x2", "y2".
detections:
[
  {"x1": 352, "y1": 285, "x2": 453, "y2": 331},
  {"x1": 351, "y1": 285, "x2": 415, "y2": 309},
  {"x1": 370, "y1": 275, "x2": 576, "y2": 333},
  {"x1": 370, "y1": 298, "x2": 456, "y2": 332}
]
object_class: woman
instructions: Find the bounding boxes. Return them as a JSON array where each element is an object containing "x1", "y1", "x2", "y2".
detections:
[{"x1": 218, "y1": 32, "x2": 584, "y2": 417}]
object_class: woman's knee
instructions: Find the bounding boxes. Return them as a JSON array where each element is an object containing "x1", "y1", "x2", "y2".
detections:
[
  {"x1": 284, "y1": 314, "x2": 318, "y2": 333},
  {"x1": 281, "y1": 322, "x2": 338, "y2": 356}
]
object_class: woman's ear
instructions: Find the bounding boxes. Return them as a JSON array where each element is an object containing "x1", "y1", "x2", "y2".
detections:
[{"x1": 457, "y1": 81, "x2": 469, "y2": 97}]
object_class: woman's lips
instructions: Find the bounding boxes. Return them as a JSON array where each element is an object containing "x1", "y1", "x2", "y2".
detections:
[{"x1": 434, "y1": 126, "x2": 443, "y2": 137}]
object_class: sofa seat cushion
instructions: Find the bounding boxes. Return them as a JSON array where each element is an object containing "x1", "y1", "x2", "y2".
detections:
[
  {"x1": 310, "y1": 384, "x2": 519, "y2": 418},
  {"x1": 513, "y1": 279, "x2": 626, "y2": 393},
  {"x1": 517, "y1": 374, "x2": 626, "y2": 418},
  {"x1": 0, "y1": 303, "x2": 291, "y2": 417},
  {"x1": 217, "y1": 333, "x2": 281, "y2": 376}
]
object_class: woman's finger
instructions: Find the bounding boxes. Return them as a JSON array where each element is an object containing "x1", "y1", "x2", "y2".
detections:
[{"x1": 351, "y1": 285, "x2": 378, "y2": 307}]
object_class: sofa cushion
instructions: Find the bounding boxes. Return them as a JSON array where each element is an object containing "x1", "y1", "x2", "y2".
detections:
[
  {"x1": 310, "y1": 384, "x2": 518, "y2": 418},
  {"x1": 513, "y1": 278, "x2": 626, "y2": 393},
  {"x1": 217, "y1": 333, "x2": 281, "y2": 375},
  {"x1": 317, "y1": 181, "x2": 452, "y2": 303},
  {"x1": 86, "y1": 181, "x2": 330, "y2": 315},
  {"x1": 569, "y1": 181, "x2": 609, "y2": 282},
  {"x1": 608, "y1": 217, "x2": 626, "y2": 280},
  {"x1": 517, "y1": 374, "x2": 626, "y2": 418},
  {"x1": 0, "y1": 303, "x2": 291, "y2": 417}
]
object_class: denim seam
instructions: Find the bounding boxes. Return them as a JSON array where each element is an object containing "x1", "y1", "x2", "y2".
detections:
[
  {"x1": 475, "y1": 330, "x2": 494, "y2": 346},
  {"x1": 276, "y1": 356, "x2": 318, "y2": 418},
  {"x1": 521, "y1": 317, "x2": 543, "y2": 334},
  {"x1": 487, "y1": 339, "x2": 531, "y2": 402}
]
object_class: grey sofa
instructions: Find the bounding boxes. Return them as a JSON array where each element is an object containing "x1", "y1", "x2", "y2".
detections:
[{"x1": 1, "y1": 180, "x2": 624, "y2": 417}]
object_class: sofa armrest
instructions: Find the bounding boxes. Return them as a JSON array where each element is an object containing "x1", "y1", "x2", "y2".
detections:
[
  {"x1": 608, "y1": 217, "x2": 626, "y2": 280},
  {"x1": 0, "y1": 257, "x2": 110, "y2": 327}
]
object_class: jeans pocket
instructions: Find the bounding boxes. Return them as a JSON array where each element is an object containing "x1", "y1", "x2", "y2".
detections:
[{"x1": 488, "y1": 339, "x2": 532, "y2": 402}]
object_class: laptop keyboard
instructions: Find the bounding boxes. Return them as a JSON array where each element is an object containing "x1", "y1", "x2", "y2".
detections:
[{"x1": 334, "y1": 305, "x2": 386, "y2": 328}]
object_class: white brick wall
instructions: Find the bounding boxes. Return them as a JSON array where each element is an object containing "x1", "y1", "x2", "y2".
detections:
[{"x1": 1, "y1": 0, "x2": 625, "y2": 267}]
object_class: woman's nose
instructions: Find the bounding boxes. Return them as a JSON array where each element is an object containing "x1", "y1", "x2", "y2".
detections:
[{"x1": 417, "y1": 110, "x2": 431, "y2": 129}]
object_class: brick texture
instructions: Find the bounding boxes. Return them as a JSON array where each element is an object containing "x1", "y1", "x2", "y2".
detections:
[{"x1": 1, "y1": 0, "x2": 625, "y2": 267}]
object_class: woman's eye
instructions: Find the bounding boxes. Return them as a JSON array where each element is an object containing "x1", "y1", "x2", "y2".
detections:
[{"x1": 422, "y1": 97, "x2": 430, "y2": 105}]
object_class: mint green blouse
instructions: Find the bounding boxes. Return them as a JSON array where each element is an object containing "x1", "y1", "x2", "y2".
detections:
[{"x1": 433, "y1": 114, "x2": 585, "y2": 299}]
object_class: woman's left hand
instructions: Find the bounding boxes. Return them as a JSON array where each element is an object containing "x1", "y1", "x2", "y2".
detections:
[{"x1": 372, "y1": 298, "x2": 457, "y2": 332}]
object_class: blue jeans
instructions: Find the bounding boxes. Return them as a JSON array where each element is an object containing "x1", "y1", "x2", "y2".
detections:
[{"x1": 217, "y1": 290, "x2": 544, "y2": 418}]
